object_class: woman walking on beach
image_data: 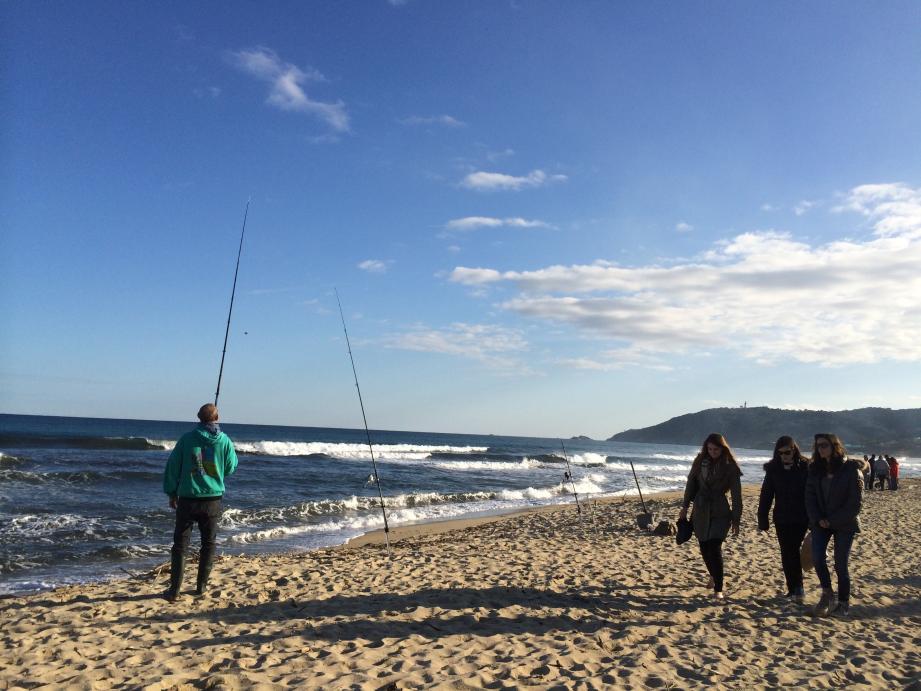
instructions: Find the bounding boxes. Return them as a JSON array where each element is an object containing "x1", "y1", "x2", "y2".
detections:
[
  {"x1": 805, "y1": 433, "x2": 862, "y2": 617},
  {"x1": 757, "y1": 436, "x2": 810, "y2": 602},
  {"x1": 679, "y1": 433, "x2": 743, "y2": 600}
]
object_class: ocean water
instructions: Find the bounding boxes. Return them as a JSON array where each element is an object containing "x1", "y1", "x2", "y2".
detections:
[{"x1": 1, "y1": 414, "x2": 916, "y2": 595}]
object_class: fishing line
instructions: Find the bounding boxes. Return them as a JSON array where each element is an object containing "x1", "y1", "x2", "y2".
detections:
[
  {"x1": 559, "y1": 440, "x2": 583, "y2": 515},
  {"x1": 214, "y1": 198, "x2": 251, "y2": 407},
  {"x1": 334, "y1": 288, "x2": 392, "y2": 558}
]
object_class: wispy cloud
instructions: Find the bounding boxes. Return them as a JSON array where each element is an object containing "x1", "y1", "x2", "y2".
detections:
[
  {"x1": 193, "y1": 86, "x2": 221, "y2": 99},
  {"x1": 445, "y1": 216, "x2": 551, "y2": 231},
  {"x1": 399, "y1": 114, "x2": 466, "y2": 128},
  {"x1": 386, "y1": 323, "x2": 532, "y2": 373},
  {"x1": 560, "y1": 346, "x2": 674, "y2": 372},
  {"x1": 358, "y1": 259, "x2": 390, "y2": 274},
  {"x1": 228, "y1": 46, "x2": 349, "y2": 132},
  {"x1": 675, "y1": 221, "x2": 693, "y2": 233},
  {"x1": 794, "y1": 199, "x2": 818, "y2": 216},
  {"x1": 449, "y1": 183, "x2": 921, "y2": 367},
  {"x1": 460, "y1": 169, "x2": 567, "y2": 192}
]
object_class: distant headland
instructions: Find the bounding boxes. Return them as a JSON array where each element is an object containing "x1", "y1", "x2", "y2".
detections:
[{"x1": 609, "y1": 406, "x2": 921, "y2": 455}]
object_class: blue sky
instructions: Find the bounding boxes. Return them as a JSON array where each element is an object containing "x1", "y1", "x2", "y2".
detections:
[{"x1": 3, "y1": 1, "x2": 921, "y2": 438}]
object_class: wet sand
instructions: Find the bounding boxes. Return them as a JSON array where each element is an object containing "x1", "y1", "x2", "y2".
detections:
[{"x1": 2, "y1": 482, "x2": 919, "y2": 689}]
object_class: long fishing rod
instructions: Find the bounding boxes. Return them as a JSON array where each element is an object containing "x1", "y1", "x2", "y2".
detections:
[
  {"x1": 627, "y1": 457, "x2": 649, "y2": 515},
  {"x1": 559, "y1": 440, "x2": 583, "y2": 515},
  {"x1": 334, "y1": 288, "x2": 392, "y2": 558},
  {"x1": 214, "y1": 198, "x2": 251, "y2": 407}
]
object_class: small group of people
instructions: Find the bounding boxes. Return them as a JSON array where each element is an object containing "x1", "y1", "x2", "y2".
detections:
[
  {"x1": 160, "y1": 405, "x2": 868, "y2": 619},
  {"x1": 681, "y1": 432, "x2": 862, "y2": 617},
  {"x1": 861, "y1": 453, "x2": 900, "y2": 491}
]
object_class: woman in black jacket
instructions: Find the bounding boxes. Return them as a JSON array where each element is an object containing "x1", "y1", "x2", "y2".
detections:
[
  {"x1": 805, "y1": 433, "x2": 862, "y2": 617},
  {"x1": 679, "y1": 433, "x2": 743, "y2": 601},
  {"x1": 757, "y1": 436, "x2": 809, "y2": 602}
]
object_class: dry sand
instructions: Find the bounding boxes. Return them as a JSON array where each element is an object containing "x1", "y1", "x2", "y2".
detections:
[{"x1": 2, "y1": 482, "x2": 920, "y2": 690}]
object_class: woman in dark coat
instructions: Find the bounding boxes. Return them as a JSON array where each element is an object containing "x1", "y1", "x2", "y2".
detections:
[
  {"x1": 679, "y1": 433, "x2": 743, "y2": 600},
  {"x1": 757, "y1": 436, "x2": 809, "y2": 602},
  {"x1": 805, "y1": 433, "x2": 862, "y2": 617}
]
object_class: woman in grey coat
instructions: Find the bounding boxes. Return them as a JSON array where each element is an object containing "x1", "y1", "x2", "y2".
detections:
[
  {"x1": 679, "y1": 433, "x2": 743, "y2": 600},
  {"x1": 805, "y1": 433, "x2": 862, "y2": 617}
]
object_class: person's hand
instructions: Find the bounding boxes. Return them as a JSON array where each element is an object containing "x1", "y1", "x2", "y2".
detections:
[
  {"x1": 169, "y1": 496, "x2": 178, "y2": 510},
  {"x1": 678, "y1": 507, "x2": 688, "y2": 521},
  {"x1": 731, "y1": 523, "x2": 740, "y2": 537},
  {"x1": 819, "y1": 519, "x2": 830, "y2": 529}
]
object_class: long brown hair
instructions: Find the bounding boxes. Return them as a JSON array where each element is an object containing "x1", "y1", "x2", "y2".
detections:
[
  {"x1": 768, "y1": 435, "x2": 805, "y2": 468},
  {"x1": 810, "y1": 433, "x2": 847, "y2": 474},
  {"x1": 691, "y1": 432, "x2": 742, "y2": 476}
]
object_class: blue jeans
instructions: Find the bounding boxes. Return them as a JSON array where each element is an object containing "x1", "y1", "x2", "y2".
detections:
[{"x1": 811, "y1": 526, "x2": 855, "y2": 602}]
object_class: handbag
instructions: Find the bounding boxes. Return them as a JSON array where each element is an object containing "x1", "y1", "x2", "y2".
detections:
[
  {"x1": 676, "y1": 517, "x2": 693, "y2": 545},
  {"x1": 800, "y1": 530, "x2": 813, "y2": 571}
]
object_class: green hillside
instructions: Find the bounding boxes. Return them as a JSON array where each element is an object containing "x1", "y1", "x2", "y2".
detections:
[{"x1": 609, "y1": 407, "x2": 921, "y2": 454}]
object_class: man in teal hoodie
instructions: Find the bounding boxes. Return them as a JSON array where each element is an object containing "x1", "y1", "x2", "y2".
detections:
[{"x1": 162, "y1": 403, "x2": 238, "y2": 602}]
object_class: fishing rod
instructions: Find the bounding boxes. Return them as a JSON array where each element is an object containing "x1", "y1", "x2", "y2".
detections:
[
  {"x1": 214, "y1": 198, "x2": 251, "y2": 407},
  {"x1": 334, "y1": 288, "x2": 392, "y2": 558},
  {"x1": 559, "y1": 440, "x2": 583, "y2": 515},
  {"x1": 627, "y1": 457, "x2": 649, "y2": 515}
]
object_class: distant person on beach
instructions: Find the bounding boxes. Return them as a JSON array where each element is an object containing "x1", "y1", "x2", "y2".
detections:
[
  {"x1": 873, "y1": 454, "x2": 890, "y2": 490},
  {"x1": 162, "y1": 403, "x2": 239, "y2": 602},
  {"x1": 757, "y1": 436, "x2": 810, "y2": 602},
  {"x1": 862, "y1": 455, "x2": 872, "y2": 490},
  {"x1": 805, "y1": 433, "x2": 862, "y2": 617},
  {"x1": 887, "y1": 455, "x2": 899, "y2": 490},
  {"x1": 679, "y1": 433, "x2": 743, "y2": 601}
]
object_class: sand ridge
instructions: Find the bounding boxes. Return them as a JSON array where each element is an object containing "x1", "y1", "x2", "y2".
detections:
[{"x1": 2, "y1": 483, "x2": 920, "y2": 689}]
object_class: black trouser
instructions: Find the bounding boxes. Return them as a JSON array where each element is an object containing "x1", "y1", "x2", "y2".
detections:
[
  {"x1": 775, "y1": 523, "x2": 808, "y2": 594},
  {"x1": 698, "y1": 538, "x2": 724, "y2": 592},
  {"x1": 170, "y1": 496, "x2": 222, "y2": 594}
]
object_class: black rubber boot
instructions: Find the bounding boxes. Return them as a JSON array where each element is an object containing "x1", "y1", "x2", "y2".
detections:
[
  {"x1": 195, "y1": 548, "x2": 213, "y2": 596},
  {"x1": 164, "y1": 548, "x2": 184, "y2": 602}
]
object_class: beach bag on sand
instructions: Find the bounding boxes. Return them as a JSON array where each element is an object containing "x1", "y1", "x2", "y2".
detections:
[
  {"x1": 800, "y1": 530, "x2": 813, "y2": 571},
  {"x1": 676, "y1": 517, "x2": 693, "y2": 545}
]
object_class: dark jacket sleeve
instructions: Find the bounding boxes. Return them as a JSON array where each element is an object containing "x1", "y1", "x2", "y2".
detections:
[
  {"x1": 804, "y1": 471, "x2": 821, "y2": 527},
  {"x1": 729, "y1": 470, "x2": 743, "y2": 527},
  {"x1": 757, "y1": 470, "x2": 774, "y2": 531},
  {"x1": 827, "y1": 464, "x2": 863, "y2": 531},
  {"x1": 682, "y1": 470, "x2": 698, "y2": 510}
]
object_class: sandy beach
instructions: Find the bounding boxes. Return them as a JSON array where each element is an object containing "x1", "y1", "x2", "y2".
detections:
[{"x1": 2, "y1": 481, "x2": 919, "y2": 690}]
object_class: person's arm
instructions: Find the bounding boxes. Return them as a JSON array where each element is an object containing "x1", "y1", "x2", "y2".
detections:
[
  {"x1": 163, "y1": 439, "x2": 183, "y2": 506},
  {"x1": 224, "y1": 437, "x2": 239, "y2": 476},
  {"x1": 679, "y1": 471, "x2": 697, "y2": 520},
  {"x1": 827, "y1": 465, "x2": 863, "y2": 530},
  {"x1": 804, "y1": 472, "x2": 820, "y2": 527},
  {"x1": 757, "y1": 471, "x2": 774, "y2": 531},
  {"x1": 730, "y1": 470, "x2": 743, "y2": 536}
]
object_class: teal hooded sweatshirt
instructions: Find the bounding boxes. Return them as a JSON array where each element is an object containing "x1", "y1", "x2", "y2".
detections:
[{"x1": 163, "y1": 425, "x2": 238, "y2": 499}]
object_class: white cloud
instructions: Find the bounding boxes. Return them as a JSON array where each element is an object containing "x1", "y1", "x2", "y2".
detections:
[
  {"x1": 387, "y1": 323, "x2": 531, "y2": 372},
  {"x1": 449, "y1": 183, "x2": 921, "y2": 367},
  {"x1": 675, "y1": 221, "x2": 693, "y2": 233},
  {"x1": 559, "y1": 346, "x2": 674, "y2": 372},
  {"x1": 460, "y1": 169, "x2": 567, "y2": 192},
  {"x1": 399, "y1": 114, "x2": 466, "y2": 128},
  {"x1": 445, "y1": 216, "x2": 550, "y2": 231},
  {"x1": 794, "y1": 200, "x2": 818, "y2": 216},
  {"x1": 358, "y1": 259, "x2": 389, "y2": 273},
  {"x1": 229, "y1": 47, "x2": 349, "y2": 132},
  {"x1": 761, "y1": 203, "x2": 777, "y2": 212}
]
